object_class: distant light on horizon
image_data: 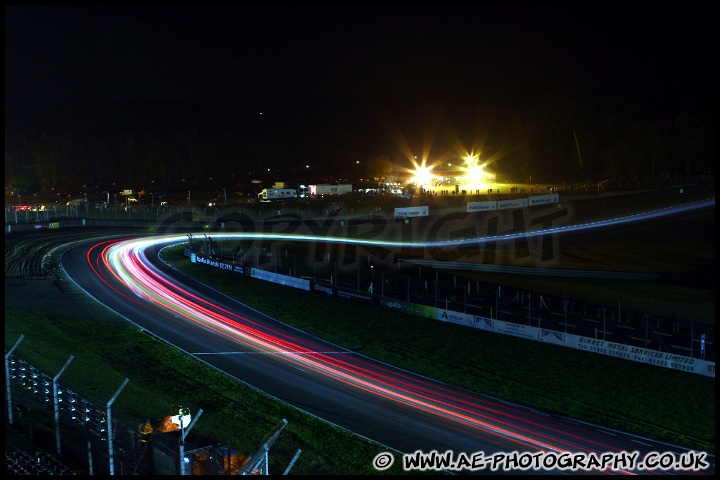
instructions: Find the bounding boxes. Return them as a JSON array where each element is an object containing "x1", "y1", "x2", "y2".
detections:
[{"x1": 412, "y1": 166, "x2": 434, "y2": 186}]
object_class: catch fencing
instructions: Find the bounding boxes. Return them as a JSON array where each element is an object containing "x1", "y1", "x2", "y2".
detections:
[
  {"x1": 189, "y1": 239, "x2": 715, "y2": 372},
  {"x1": 5, "y1": 349, "x2": 301, "y2": 475}
]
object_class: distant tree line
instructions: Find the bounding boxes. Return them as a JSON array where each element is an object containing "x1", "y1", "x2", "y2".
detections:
[{"x1": 4, "y1": 91, "x2": 714, "y2": 196}]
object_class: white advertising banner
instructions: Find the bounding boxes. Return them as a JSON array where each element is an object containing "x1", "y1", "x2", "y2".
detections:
[
  {"x1": 415, "y1": 306, "x2": 715, "y2": 378},
  {"x1": 190, "y1": 253, "x2": 244, "y2": 274},
  {"x1": 528, "y1": 194, "x2": 559, "y2": 206},
  {"x1": 394, "y1": 206, "x2": 429, "y2": 217},
  {"x1": 251, "y1": 268, "x2": 310, "y2": 291},
  {"x1": 497, "y1": 198, "x2": 528, "y2": 210},
  {"x1": 466, "y1": 201, "x2": 497, "y2": 213}
]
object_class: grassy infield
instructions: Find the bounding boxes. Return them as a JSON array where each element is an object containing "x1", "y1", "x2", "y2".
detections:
[
  {"x1": 4, "y1": 242, "x2": 715, "y2": 475},
  {"x1": 4, "y1": 187, "x2": 716, "y2": 474}
]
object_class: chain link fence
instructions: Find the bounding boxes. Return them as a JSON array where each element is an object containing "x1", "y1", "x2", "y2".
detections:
[
  {"x1": 210, "y1": 240, "x2": 713, "y2": 364},
  {"x1": 5, "y1": 355, "x2": 304, "y2": 475},
  {"x1": 346, "y1": 258, "x2": 714, "y2": 362}
]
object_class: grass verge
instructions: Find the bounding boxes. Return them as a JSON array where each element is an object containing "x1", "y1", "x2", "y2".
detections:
[
  {"x1": 4, "y1": 197, "x2": 715, "y2": 472},
  {"x1": 5, "y1": 306, "x2": 415, "y2": 475},
  {"x1": 158, "y1": 245, "x2": 715, "y2": 454}
]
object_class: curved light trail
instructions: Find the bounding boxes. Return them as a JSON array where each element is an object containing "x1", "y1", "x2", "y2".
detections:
[{"x1": 77, "y1": 197, "x2": 714, "y2": 475}]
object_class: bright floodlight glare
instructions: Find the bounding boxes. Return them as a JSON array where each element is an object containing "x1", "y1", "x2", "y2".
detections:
[
  {"x1": 465, "y1": 165, "x2": 485, "y2": 184},
  {"x1": 412, "y1": 166, "x2": 434, "y2": 186},
  {"x1": 460, "y1": 154, "x2": 487, "y2": 185}
]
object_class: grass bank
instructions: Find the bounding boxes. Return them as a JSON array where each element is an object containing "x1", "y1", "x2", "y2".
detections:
[
  {"x1": 5, "y1": 243, "x2": 714, "y2": 476},
  {"x1": 157, "y1": 245, "x2": 714, "y2": 454},
  {"x1": 5, "y1": 306, "x2": 415, "y2": 475},
  {"x1": 5, "y1": 185, "x2": 715, "y2": 472}
]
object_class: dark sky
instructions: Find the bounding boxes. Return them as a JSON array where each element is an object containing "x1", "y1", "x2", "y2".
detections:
[{"x1": 5, "y1": 5, "x2": 715, "y2": 169}]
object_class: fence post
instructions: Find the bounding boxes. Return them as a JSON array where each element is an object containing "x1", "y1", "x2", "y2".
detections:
[
  {"x1": 88, "y1": 441, "x2": 93, "y2": 475},
  {"x1": 689, "y1": 322, "x2": 694, "y2": 358},
  {"x1": 54, "y1": 355, "x2": 75, "y2": 455},
  {"x1": 107, "y1": 378, "x2": 129, "y2": 476},
  {"x1": 528, "y1": 293, "x2": 532, "y2": 325},
  {"x1": 243, "y1": 419, "x2": 288, "y2": 474},
  {"x1": 179, "y1": 408, "x2": 203, "y2": 475},
  {"x1": 5, "y1": 335, "x2": 25, "y2": 425},
  {"x1": 283, "y1": 449, "x2": 303, "y2": 475}
]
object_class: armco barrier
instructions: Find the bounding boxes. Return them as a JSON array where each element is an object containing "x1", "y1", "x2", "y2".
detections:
[
  {"x1": 186, "y1": 249, "x2": 714, "y2": 377},
  {"x1": 377, "y1": 298, "x2": 715, "y2": 378}
]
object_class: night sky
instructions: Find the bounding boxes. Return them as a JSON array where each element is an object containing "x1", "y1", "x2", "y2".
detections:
[{"x1": 5, "y1": 5, "x2": 715, "y2": 171}]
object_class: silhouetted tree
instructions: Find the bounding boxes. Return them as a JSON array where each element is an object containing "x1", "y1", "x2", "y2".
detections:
[{"x1": 365, "y1": 153, "x2": 393, "y2": 179}]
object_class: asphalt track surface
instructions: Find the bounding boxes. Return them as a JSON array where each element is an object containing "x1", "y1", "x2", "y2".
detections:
[
  {"x1": 54, "y1": 212, "x2": 714, "y2": 475},
  {"x1": 5, "y1": 187, "x2": 715, "y2": 474}
]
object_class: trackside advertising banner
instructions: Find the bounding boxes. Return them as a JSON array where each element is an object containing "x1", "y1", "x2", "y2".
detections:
[
  {"x1": 378, "y1": 299, "x2": 714, "y2": 378},
  {"x1": 190, "y1": 253, "x2": 244, "y2": 274},
  {"x1": 528, "y1": 193, "x2": 559, "y2": 206},
  {"x1": 394, "y1": 206, "x2": 429, "y2": 218},
  {"x1": 466, "y1": 201, "x2": 497, "y2": 213},
  {"x1": 191, "y1": 251, "x2": 712, "y2": 378},
  {"x1": 467, "y1": 195, "x2": 559, "y2": 212},
  {"x1": 498, "y1": 198, "x2": 528, "y2": 210},
  {"x1": 251, "y1": 268, "x2": 310, "y2": 291}
]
